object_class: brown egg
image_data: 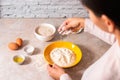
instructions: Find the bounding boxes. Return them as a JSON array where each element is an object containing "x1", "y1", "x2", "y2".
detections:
[
  {"x1": 8, "y1": 42, "x2": 19, "y2": 50},
  {"x1": 16, "y1": 38, "x2": 23, "y2": 47}
]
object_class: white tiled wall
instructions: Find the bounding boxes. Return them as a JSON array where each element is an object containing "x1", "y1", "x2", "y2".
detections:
[{"x1": 0, "y1": 0, "x2": 88, "y2": 18}]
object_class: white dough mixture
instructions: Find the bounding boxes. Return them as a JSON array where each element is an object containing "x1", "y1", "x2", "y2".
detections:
[{"x1": 50, "y1": 48, "x2": 76, "y2": 67}]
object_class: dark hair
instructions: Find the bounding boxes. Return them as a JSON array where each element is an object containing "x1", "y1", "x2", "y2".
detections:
[{"x1": 80, "y1": 0, "x2": 120, "y2": 29}]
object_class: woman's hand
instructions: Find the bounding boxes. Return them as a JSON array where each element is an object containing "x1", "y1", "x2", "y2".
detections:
[
  {"x1": 47, "y1": 64, "x2": 66, "y2": 80},
  {"x1": 58, "y1": 17, "x2": 85, "y2": 35}
]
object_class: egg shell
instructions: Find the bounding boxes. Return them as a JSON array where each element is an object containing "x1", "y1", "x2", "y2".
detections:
[
  {"x1": 16, "y1": 38, "x2": 23, "y2": 47},
  {"x1": 8, "y1": 42, "x2": 19, "y2": 50}
]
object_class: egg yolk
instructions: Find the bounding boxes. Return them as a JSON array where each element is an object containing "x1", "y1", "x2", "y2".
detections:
[{"x1": 14, "y1": 56, "x2": 24, "y2": 63}]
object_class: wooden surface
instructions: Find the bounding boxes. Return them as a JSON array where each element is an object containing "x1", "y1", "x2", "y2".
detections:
[{"x1": 0, "y1": 18, "x2": 110, "y2": 80}]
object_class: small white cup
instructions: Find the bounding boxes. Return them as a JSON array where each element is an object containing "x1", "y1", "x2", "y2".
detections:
[
  {"x1": 24, "y1": 45, "x2": 35, "y2": 55},
  {"x1": 13, "y1": 55, "x2": 25, "y2": 65}
]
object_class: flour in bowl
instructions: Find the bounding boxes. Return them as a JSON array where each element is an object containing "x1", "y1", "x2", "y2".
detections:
[
  {"x1": 50, "y1": 48, "x2": 76, "y2": 67},
  {"x1": 37, "y1": 25, "x2": 54, "y2": 36}
]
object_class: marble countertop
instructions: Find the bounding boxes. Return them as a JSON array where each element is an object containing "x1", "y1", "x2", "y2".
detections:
[{"x1": 0, "y1": 18, "x2": 110, "y2": 80}]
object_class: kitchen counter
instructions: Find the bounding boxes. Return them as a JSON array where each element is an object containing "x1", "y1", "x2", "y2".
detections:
[{"x1": 0, "y1": 18, "x2": 110, "y2": 80}]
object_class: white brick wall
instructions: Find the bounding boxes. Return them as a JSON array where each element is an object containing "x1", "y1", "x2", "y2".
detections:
[{"x1": 0, "y1": 0, "x2": 88, "y2": 18}]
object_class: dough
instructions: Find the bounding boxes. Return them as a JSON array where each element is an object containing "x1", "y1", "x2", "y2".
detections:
[{"x1": 50, "y1": 48, "x2": 76, "y2": 67}]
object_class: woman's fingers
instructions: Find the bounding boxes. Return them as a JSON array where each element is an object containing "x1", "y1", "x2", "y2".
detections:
[
  {"x1": 47, "y1": 64, "x2": 65, "y2": 80},
  {"x1": 58, "y1": 20, "x2": 68, "y2": 32},
  {"x1": 58, "y1": 24, "x2": 73, "y2": 35},
  {"x1": 58, "y1": 18, "x2": 84, "y2": 35},
  {"x1": 53, "y1": 64, "x2": 61, "y2": 69},
  {"x1": 58, "y1": 19, "x2": 70, "y2": 33}
]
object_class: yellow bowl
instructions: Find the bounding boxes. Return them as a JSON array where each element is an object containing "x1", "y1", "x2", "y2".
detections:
[{"x1": 44, "y1": 41, "x2": 82, "y2": 68}]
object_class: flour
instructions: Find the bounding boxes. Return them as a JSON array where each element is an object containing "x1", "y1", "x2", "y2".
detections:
[
  {"x1": 37, "y1": 25, "x2": 54, "y2": 36},
  {"x1": 50, "y1": 48, "x2": 76, "y2": 67},
  {"x1": 32, "y1": 54, "x2": 47, "y2": 71}
]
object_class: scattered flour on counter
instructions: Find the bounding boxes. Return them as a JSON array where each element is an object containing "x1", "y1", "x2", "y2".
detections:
[
  {"x1": 50, "y1": 48, "x2": 76, "y2": 67},
  {"x1": 32, "y1": 54, "x2": 47, "y2": 71}
]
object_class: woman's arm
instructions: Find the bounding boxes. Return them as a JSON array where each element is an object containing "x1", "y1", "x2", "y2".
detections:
[
  {"x1": 84, "y1": 18, "x2": 116, "y2": 45},
  {"x1": 60, "y1": 74, "x2": 72, "y2": 80}
]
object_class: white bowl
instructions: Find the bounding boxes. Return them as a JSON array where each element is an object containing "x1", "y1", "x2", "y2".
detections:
[
  {"x1": 13, "y1": 55, "x2": 25, "y2": 65},
  {"x1": 24, "y1": 45, "x2": 35, "y2": 55},
  {"x1": 34, "y1": 23, "x2": 56, "y2": 41}
]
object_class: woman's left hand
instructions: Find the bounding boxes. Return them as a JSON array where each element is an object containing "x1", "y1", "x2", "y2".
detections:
[{"x1": 47, "y1": 64, "x2": 66, "y2": 80}]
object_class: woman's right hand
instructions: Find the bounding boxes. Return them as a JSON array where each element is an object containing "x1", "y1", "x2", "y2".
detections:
[{"x1": 58, "y1": 17, "x2": 85, "y2": 35}]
